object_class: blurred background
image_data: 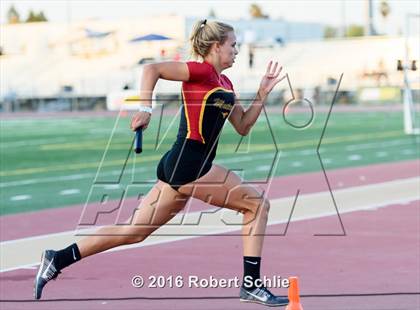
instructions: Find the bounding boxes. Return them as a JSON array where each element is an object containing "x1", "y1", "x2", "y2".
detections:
[
  {"x1": 0, "y1": 0, "x2": 419, "y2": 111},
  {"x1": 0, "y1": 0, "x2": 419, "y2": 214}
]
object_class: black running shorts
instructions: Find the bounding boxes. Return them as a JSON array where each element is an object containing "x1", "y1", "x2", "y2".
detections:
[{"x1": 156, "y1": 139, "x2": 213, "y2": 191}]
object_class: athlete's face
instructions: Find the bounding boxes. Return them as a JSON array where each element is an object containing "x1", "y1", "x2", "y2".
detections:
[{"x1": 218, "y1": 31, "x2": 238, "y2": 69}]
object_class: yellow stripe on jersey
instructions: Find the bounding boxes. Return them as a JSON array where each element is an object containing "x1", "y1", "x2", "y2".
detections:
[{"x1": 199, "y1": 87, "x2": 233, "y2": 143}]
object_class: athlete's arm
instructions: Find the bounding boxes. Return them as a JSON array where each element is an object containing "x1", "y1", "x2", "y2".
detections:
[
  {"x1": 228, "y1": 94, "x2": 267, "y2": 136},
  {"x1": 131, "y1": 62, "x2": 190, "y2": 131},
  {"x1": 228, "y1": 61, "x2": 283, "y2": 136},
  {"x1": 145, "y1": 62, "x2": 190, "y2": 82},
  {"x1": 139, "y1": 62, "x2": 190, "y2": 107}
]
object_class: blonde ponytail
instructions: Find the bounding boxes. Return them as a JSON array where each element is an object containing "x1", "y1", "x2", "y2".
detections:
[{"x1": 189, "y1": 19, "x2": 234, "y2": 59}]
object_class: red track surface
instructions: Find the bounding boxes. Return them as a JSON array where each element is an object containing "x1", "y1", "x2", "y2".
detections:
[
  {"x1": 1, "y1": 160, "x2": 419, "y2": 309},
  {"x1": 1, "y1": 160, "x2": 418, "y2": 241}
]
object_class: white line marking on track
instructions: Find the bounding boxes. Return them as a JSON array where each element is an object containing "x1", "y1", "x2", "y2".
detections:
[
  {"x1": 376, "y1": 151, "x2": 388, "y2": 157},
  {"x1": 104, "y1": 185, "x2": 121, "y2": 190},
  {"x1": 10, "y1": 195, "x2": 31, "y2": 201},
  {"x1": 297, "y1": 149, "x2": 316, "y2": 156},
  {"x1": 0, "y1": 173, "x2": 94, "y2": 188},
  {"x1": 322, "y1": 158, "x2": 332, "y2": 164},
  {"x1": 348, "y1": 154, "x2": 362, "y2": 161},
  {"x1": 0, "y1": 138, "x2": 416, "y2": 189},
  {"x1": 1, "y1": 177, "x2": 418, "y2": 273},
  {"x1": 59, "y1": 189, "x2": 80, "y2": 195},
  {"x1": 0, "y1": 169, "x2": 147, "y2": 188},
  {"x1": 0, "y1": 138, "x2": 68, "y2": 148},
  {"x1": 1, "y1": 263, "x2": 40, "y2": 272},
  {"x1": 401, "y1": 149, "x2": 415, "y2": 155},
  {"x1": 345, "y1": 139, "x2": 414, "y2": 151},
  {"x1": 256, "y1": 165, "x2": 271, "y2": 171}
]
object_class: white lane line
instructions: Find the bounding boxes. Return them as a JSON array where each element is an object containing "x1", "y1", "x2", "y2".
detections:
[
  {"x1": 0, "y1": 138, "x2": 68, "y2": 148},
  {"x1": 10, "y1": 195, "x2": 31, "y2": 201},
  {"x1": 322, "y1": 158, "x2": 332, "y2": 164},
  {"x1": 401, "y1": 149, "x2": 415, "y2": 155},
  {"x1": 256, "y1": 165, "x2": 271, "y2": 171},
  {"x1": 0, "y1": 155, "x2": 264, "y2": 188},
  {"x1": 345, "y1": 139, "x2": 415, "y2": 151},
  {"x1": 0, "y1": 169, "x2": 147, "y2": 188},
  {"x1": 0, "y1": 138, "x2": 417, "y2": 189},
  {"x1": 291, "y1": 161, "x2": 303, "y2": 167},
  {"x1": 376, "y1": 151, "x2": 388, "y2": 157},
  {"x1": 220, "y1": 156, "x2": 254, "y2": 164},
  {"x1": 348, "y1": 154, "x2": 362, "y2": 161},
  {"x1": 1, "y1": 177, "x2": 418, "y2": 272},
  {"x1": 59, "y1": 189, "x2": 80, "y2": 195},
  {"x1": 104, "y1": 184, "x2": 122, "y2": 190},
  {"x1": 0, "y1": 173, "x2": 94, "y2": 188},
  {"x1": 2, "y1": 195, "x2": 419, "y2": 273},
  {"x1": 0, "y1": 149, "x2": 307, "y2": 189},
  {"x1": 297, "y1": 149, "x2": 317, "y2": 156}
]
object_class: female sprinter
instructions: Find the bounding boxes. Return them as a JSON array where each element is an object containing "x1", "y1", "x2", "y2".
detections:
[{"x1": 34, "y1": 20, "x2": 287, "y2": 306}]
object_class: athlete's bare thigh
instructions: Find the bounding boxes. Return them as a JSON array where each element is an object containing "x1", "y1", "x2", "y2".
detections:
[
  {"x1": 177, "y1": 164, "x2": 265, "y2": 214},
  {"x1": 129, "y1": 180, "x2": 190, "y2": 230}
]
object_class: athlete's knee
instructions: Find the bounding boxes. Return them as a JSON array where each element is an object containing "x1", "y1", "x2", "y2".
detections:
[
  {"x1": 125, "y1": 234, "x2": 147, "y2": 244},
  {"x1": 244, "y1": 198, "x2": 269, "y2": 217},
  {"x1": 120, "y1": 228, "x2": 149, "y2": 244}
]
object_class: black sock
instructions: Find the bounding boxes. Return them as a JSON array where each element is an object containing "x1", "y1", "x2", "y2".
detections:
[
  {"x1": 243, "y1": 256, "x2": 261, "y2": 290},
  {"x1": 54, "y1": 243, "x2": 81, "y2": 271}
]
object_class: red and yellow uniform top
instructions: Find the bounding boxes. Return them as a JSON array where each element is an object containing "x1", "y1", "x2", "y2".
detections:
[{"x1": 177, "y1": 60, "x2": 235, "y2": 160}]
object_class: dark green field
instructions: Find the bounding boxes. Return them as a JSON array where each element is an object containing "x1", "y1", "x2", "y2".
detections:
[{"x1": 1, "y1": 109, "x2": 419, "y2": 215}]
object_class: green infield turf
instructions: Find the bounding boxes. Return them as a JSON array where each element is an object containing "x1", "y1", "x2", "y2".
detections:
[{"x1": 1, "y1": 109, "x2": 419, "y2": 215}]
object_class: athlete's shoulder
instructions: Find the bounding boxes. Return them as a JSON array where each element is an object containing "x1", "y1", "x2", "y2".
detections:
[
  {"x1": 185, "y1": 61, "x2": 214, "y2": 82},
  {"x1": 220, "y1": 74, "x2": 234, "y2": 91}
]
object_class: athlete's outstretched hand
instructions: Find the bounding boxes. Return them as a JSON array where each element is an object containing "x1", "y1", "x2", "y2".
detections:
[
  {"x1": 131, "y1": 111, "x2": 151, "y2": 131},
  {"x1": 258, "y1": 61, "x2": 284, "y2": 98}
]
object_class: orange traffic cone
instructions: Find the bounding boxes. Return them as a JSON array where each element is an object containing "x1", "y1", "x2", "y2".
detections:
[{"x1": 285, "y1": 276, "x2": 303, "y2": 310}]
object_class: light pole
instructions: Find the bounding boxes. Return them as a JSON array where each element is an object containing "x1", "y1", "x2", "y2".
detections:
[{"x1": 365, "y1": 0, "x2": 376, "y2": 36}]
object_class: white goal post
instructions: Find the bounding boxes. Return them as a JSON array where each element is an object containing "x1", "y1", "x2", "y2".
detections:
[{"x1": 403, "y1": 13, "x2": 420, "y2": 135}]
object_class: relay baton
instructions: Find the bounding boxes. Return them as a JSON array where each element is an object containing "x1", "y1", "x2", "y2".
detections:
[{"x1": 134, "y1": 127, "x2": 143, "y2": 154}]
